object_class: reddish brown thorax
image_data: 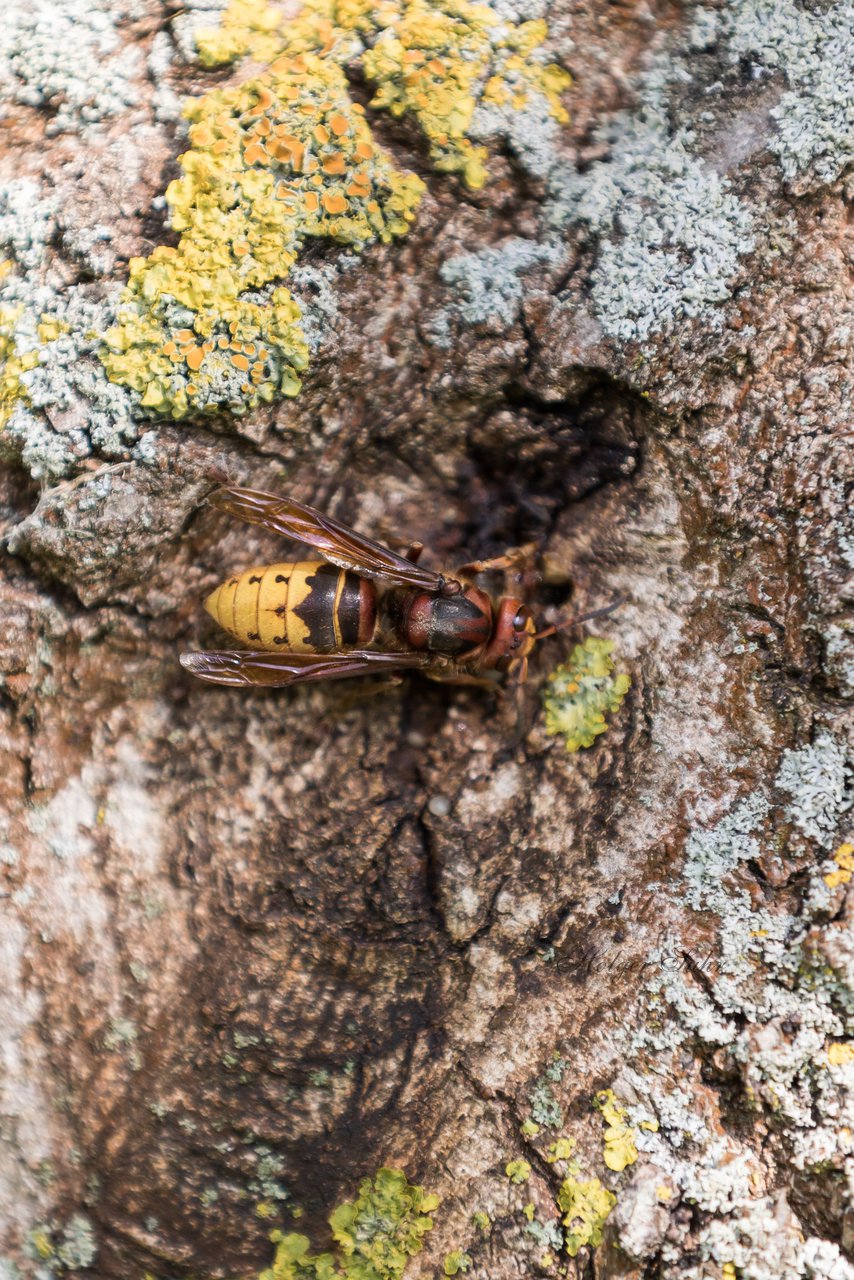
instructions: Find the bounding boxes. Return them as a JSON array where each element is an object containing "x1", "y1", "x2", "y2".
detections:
[{"x1": 393, "y1": 585, "x2": 493, "y2": 655}]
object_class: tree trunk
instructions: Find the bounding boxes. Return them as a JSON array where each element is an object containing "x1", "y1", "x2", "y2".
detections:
[{"x1": 1, "y1": 2, "x2": 852, "y2": 1279}]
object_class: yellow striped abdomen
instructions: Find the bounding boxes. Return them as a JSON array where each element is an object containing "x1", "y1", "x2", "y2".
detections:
[{"x1": 205, "y1": 560, "x2": 377, "y2": 654}]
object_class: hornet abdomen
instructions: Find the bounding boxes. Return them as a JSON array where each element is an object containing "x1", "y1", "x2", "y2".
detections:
[{"x1": 205, "y1": 560, "x2": 377, "y2": 654}]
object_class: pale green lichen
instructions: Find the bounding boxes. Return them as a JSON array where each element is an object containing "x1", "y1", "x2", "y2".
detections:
[
  {"x1": 612, "y1": 733, "x2": 854, "y2": 1277},
  {"x1": 547, "y1": 111, "x2": 755, "y2": 344},
  {"x1": 430, "y1": 236, "x2": 560, "y2": 346},
  {"x1": 542, "y1": 637, "x2": 631, "y2": 752},
  {"x1": 556, "y1": 1177, "x2": 616, "y2": 1257},
  {"x1": 718, "y1": 0, "x2": 854, "y2": 189},
  {"x1": 776, "y1": 730, "x2": 852, "y2": 844},
  {"x1": 25, "y1": 1215, "x2": 98, "y2": 1274},
  {"x1": 442, "y1": 1250, "x2": 472, "y2": 1275},
  {"x1": 505, "y1": 1159, "x2": 531, "y2": 1184},
  {"x1": 0, "y1": 0, "x2": 142, "y2": 134},
  {"x1": 528, "y1": 1056, "x2": 565, "y2": 1129},
  {"x1": 256, "y1": 1168, "x2": 438, "y2": 1280}
]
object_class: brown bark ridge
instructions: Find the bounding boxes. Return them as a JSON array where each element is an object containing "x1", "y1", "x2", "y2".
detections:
[{"x1": 0, "y1": 1, "x2": 852, "y2": 1278}]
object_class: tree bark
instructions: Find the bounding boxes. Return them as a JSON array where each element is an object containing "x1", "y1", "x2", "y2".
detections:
[{"x1": 1, "y1": 2, "x2": 852, "y2": 1279}]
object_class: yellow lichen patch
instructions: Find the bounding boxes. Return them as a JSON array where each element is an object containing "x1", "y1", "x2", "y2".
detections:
[
  {"x1": 505, "y1": 1159, "x2": 531, "y2": 1184},
  {"x1": 106, "y1": 0, "x2": 569, "y2": 418},
  {"x1": 100, "y1": 54, "x2": 424, "y2": 418},
  {"x1": 0, "y1": 295, "x2": 46, "y2": 430},
  {"x1": 545, "y1": 1137, "x2": 576, "y2": 1164},
  {"x1": 362, "y1": 0, "x2": 569, "y2": 190},
  {"x1": 543, "y1": 638, "x2": 631, "y2": 753},
  {"x1": 37, "y1": 315, "x2": 68, "y2": 344},
  {"x1": 256, "y1": 1167, "x2": 438, "y2": 1280},
  {"x1": 826, "y1": 1042, "x2": 854, "y2": 1066},
  {"x1": 595, "y1": 1089, "x2": 639, "y2": 1173},
  {"x1": 557, "y1": 1177, "x2": 616, "y2": 1257},
  {"x1": 196, "y1": 0, "x2": 286, "y2": 67},
  {"x1": 199, "y1": 0, "x2": 570, "y2": 192},
  {"x1": 824, "y1": 842, "x2": 854, "y2": 888}
]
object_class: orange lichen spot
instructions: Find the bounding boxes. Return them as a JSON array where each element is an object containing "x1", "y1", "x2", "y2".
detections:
[
  {"x1": 162, "y1": 341, "x2": 178, "y2": 356},
  {"x1": 218, "y1": 337, "x2": 230, "y2": 349},
  {"x1": 314, "y1": 124, "x2": 331, "y2": 144},
  {"x1": 212, "y1": 138, "x2": 230, "y2": 155},
  {"x1": 251, "y1": 85, "x2": 275, "y2": 114},
  {"x1": 303, "y1": 191, "x2": 320, "y2": 212},
  {"x1": 233, "y1": 243, "x2": 250, "y2": 256},
  {"x1": 175, "y1": 329, "x2": 194, "y2": 344},
  {"x1": 323, "y1": 191, "x2": 348, "y2": 215},
  {"x1": 323, "y1": 153, "x2": 347, "y2": 175},
  {"x1": 191, "y1": 123, "x2": 215, "y2": 147},
  {"x1": 355, "y1": 140, "x2": 374, "y2": 160},
  {"x1": 351, "y1": 103, "x2": 365, "y2": 115},
  {"x1": 329, "y1": 113, "x2": 350, "y2": 137},
  {"x1": 403, "y1": 50, "x2": 425, "y2": 64},
  {"x1": 243, "y1": 342, "x2": 257, "y2": 355},
  {"x1": 244, "y1": 140, "x2": 270, "y2": 165},
  {"x1": 186, "y1": 346, "x2": 206, "y2": 372},
  {"x1": 232, "y1": 353, "x2": 251, "y2": 372},
  {"x1": 254, "y1": 116, "x2": 272, "y2": 137},
  {"x1": 366, "y1": 200, "x2": 380, "y2": 213},
  {"x1": 273, "y1": 135, "x2": 304, "y2": 170}
]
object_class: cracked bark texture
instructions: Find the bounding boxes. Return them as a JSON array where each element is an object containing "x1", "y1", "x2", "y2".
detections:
[{"x1": 1, "y1": 2, "x2": 853, "y2": 1279}]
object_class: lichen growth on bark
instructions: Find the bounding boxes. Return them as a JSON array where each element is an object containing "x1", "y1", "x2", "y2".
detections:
[
  {"x1": 100, "y1": 55, "x2": 423, "y2": 418},
  {"x1": 542, "y1": 637, "x2": 630, "y2": 752},
  {"x1": 99, "y1": 0, "x2": 569, "y2": 419},
  {"x1": 556, "y1": 1178, "x2": 616, "y2": 1257},
  {"x1": 256, "y1": 1168, "x2": 438, "y2": 1280}
]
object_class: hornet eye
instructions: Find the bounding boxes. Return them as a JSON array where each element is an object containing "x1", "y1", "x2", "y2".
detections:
[{"x1": 513, "y1": 607, "x2": 531, "y2": 631}]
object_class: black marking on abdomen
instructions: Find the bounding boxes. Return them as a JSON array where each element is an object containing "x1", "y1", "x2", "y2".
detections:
[
  {"x1": 338, "y1": 572, "x2": 366, "y2": 646},
  {"x1": 293, "y1": 564, "x2": 339, "y2": 652}
]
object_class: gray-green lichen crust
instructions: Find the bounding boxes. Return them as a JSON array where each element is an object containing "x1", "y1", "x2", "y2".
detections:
[{"x1": 601, "y1": 732, "x2": 854, "y2": 1277}]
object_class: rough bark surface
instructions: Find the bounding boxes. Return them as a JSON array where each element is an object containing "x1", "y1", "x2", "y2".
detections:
[{"x1": 1, "y1": 2, "x2": 853, "y2": 1280}]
